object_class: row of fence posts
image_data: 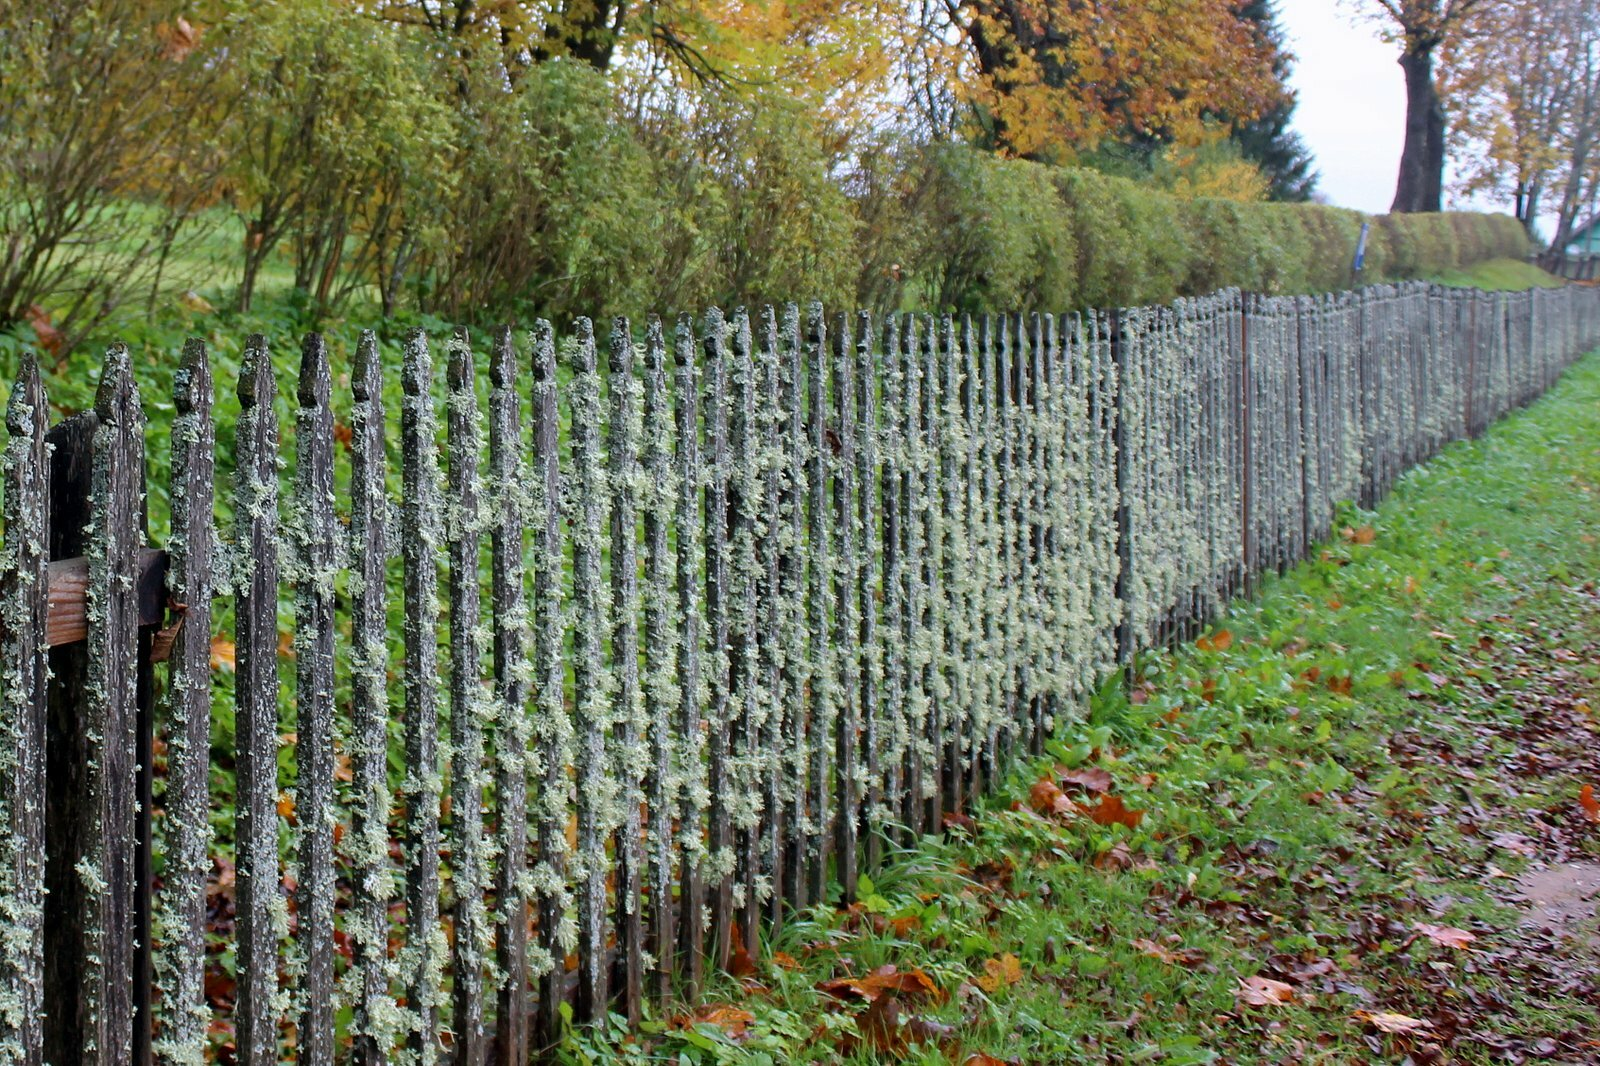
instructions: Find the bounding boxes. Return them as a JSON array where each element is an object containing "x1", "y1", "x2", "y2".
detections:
[{"x1": 0, "y1": 281, "x2": 1595, "y2": 1065}]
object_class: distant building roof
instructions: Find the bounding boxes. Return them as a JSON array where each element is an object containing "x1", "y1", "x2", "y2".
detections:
[{"x1": 1566, "y1": 214, "x2": 1600, "y2": 250}]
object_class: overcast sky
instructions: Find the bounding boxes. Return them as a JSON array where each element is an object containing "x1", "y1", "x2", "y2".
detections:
[{"x1": 1275, "y1": 0, "x2": 1506, "y2": 217}]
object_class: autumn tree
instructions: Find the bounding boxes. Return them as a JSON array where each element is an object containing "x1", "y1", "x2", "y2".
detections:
[
  {"x1": 936, "y1": 0, "x2": 1282, "y2": 162},
  {"x1": 1361, "y1": 0, "x2": 1485, "y2": 213}
]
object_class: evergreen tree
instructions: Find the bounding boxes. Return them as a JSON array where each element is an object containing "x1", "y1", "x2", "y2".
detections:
[{"x1": 1234, "y1": 0, "x2": 1319, "y2": 202}]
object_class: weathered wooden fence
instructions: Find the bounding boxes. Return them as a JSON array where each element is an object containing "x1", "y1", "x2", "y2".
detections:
[{"x1": 1, "y1": 281, "x2": 1597, "y2": 1064}]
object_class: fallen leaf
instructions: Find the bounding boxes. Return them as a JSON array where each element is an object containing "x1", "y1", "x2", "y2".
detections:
[
  {"x1": 974, "y1": 953, "x2": 1023, "y2": 993},
  {"x1": 1028, "y1": 778, "x2": 1072, "y2": 817},
  {"x1": 1059, "y1": 767, "x2": 1113, "y2": 794},
  {"x1": 1413, "y1": 922, "x2": 1476, "y2": 949},
  {"x1": 1581, "y1": 784, "x2": 1600, "y2": 823},
  {"x1": 1196, "y1": 628, "x2": 1234, "y2": 652},
  {"x1": 1235, "y1": 976, "x2": 1295, "y2": 1006},
  {"x1": 1355, "y1": 1010, "x2": 1431, "y2": 1035},
  {"x1": 818, "y1": 965, "x2": 945, "y2": 1005},
  {"x1": 771, "y1": 951, "x2": 799, "y2": 971},
  {"x1": 727, "y1": 922, "x2": 758, "y2": 978},
  {"x1": 1131, "y1": 938, "x2": 1205, "y2": 966},
  {"x1": 1078, "y1": 793, "x2": 1145, "y2": 829},
  {"x1": 673, "y1": 1004, "x2": 755, "y2": 1041}
]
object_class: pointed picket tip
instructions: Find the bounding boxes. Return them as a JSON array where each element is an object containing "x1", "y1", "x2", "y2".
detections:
[
  {"x1": 446, "y1": 328, "x2": 474, "y2": 392},
  {"x1": 401, "y1": 328, "x2": 431, "y2": 397},
  {"x1": 673, "y1": 314, "x2": 695, "y2": 368},
  {"x1": 297, "y1": 333, "x2": 331, "y2": 410},
  {"x1": 489, "y1": 326, "x2": 516, "y2": 389},
  {"x1": 238, "y1": 334, "x2": 274, "y2": 409},
  {"x1": 572, "y1": 317, "x2": 596, "y2": 374},
  {"x1": 173, "y1": 338, "x2": 212, "y2": 417},
  {"x1": 643, "y1": 316, "x2": 664, "y2": 369},
  {"x1": 94, "y1": 343, "x2": 140, "y2": 425},
  {"x1": 531, "y1": 320, "x2": 556, "y2": 382},
  {"x1": 608, "y1": 317, "x2": 632, "y2": 375},
  {"x1": 352, "y1": 330, "x2": 381, "y2": 403},
  {"x1": 7, "y1": 351, "x2": 45, "y2": 438}
]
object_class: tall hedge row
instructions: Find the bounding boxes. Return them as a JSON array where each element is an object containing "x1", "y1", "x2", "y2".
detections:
[{"x1": 902, "y1": 148, "x2": 1532, "y2": 314}]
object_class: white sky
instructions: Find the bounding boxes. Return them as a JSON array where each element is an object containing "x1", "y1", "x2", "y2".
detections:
[{"x1": 1276, "y1": 0, "x2": 1504, "y2": 216}]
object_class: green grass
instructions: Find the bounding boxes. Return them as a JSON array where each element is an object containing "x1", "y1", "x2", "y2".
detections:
[
  {"x1": 580, "y1": 353, "x2": 1600, "y2": 1064},
  {"x1": 1430, "y1": 257, "x2": 1567, "y2": 291}
]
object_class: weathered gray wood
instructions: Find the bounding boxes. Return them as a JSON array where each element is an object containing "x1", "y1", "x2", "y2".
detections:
[
  {"x1": 639, "y1": 318, "x2": 678, "y2": 1005},
  {"x1": 725, "y1": 308, "x2": 764, "y2": 950},
  {"x1": 919, "y1": 316, "x2": 945, "y2": 827},
  {"x1": 853, "y1": 315, "x2": 883, "y2": 872},
  {"x1": 488, "y1": 324, "x2": 531, "y2": 1066},
  {"x1": 776, "y1": 304, "x2": 807, "y2": 917},
  {"x1": 530, "y1": 321, "x2": 570, "y2": 1051},
  {"x1": 607, "y1": 316, "x2": 645, "y2": 1024},
  {"x1": 399, "y1": 329, "x2": 445, "y2": 1064},
  {"x1": 879, "y1": 316, "x2": 907, "y2": 853},
  {"x1": 86, "y1": 346, "x2": 145, "y2": 1066},
  {"x1": 346, "y1": 330, "x2": 398, "y2": 1066},
  {"x1": 673, "y1": 313, "x2": 706, "y2": 996},
  {"x1": 233, "y1": 336, "x2": 280, "y2": 1066},
  {"x1": 1, "y1": 355, "x2": 48, "y2": 1066},
  {"x1": 755, "y1": 306, "x2": 789, "y2": 929},
  {"x1": 804, "y1": 303, "x2": 832, "y2": 904},
  {"x1": 830, "y1": 313, "x2": 859, "y2": 900},
  {"x1": 153, "y1": 339, "x2": 212, "y2": 1066},
  {"x1": 899, "y1": 317, "x2": 925, "y2": 839},
  {"x1": 569, "y1": 319, "x2": 612, "y2": 1022},
  {"x1": 445, "y1": 330, "x2": 490, "y2": 1066},
  {"x1": 701, "y1": 310, "x2": 733, "y2": 974},
  {"x1": 292, "y1": 333, "x2": 337, "y2": 1066}
]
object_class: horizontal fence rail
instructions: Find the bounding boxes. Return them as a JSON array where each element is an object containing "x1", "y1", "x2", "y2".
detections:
[{"x1": 1, "y1": 280, "x2": 1597, "y2": 1063}]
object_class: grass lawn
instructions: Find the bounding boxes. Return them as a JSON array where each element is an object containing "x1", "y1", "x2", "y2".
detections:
[
  {"x1": 1431, "y1": 258, "x2": 1568, "y2": 292},
  {"x1": 586, "y1": 351, "x2": 1600, "y2": 1063}
]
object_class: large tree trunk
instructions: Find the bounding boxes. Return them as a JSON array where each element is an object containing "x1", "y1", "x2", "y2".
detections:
[{"x1": 1392, "y1": 44, "x2": 1446, "y2": 213}]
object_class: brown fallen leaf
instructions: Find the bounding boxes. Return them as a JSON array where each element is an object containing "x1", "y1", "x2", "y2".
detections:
[
  {"x1": 1131, "y1": 938, "x2": 1206, "y2": 967},
  {"x1": 1413, "y1": 922, "x2": 1476, "y2": 949},
  {"x1": 817, "y1": 964, "x2": 945, "y2": 1005},
  {"x1": 1354, "y1": 1010, "x2": 1431, "y2": 1035},
  {"x1": 1235, "y1": 976, "x2": 1295, "y2": 1006},
  {"x1": 1058, "y1": 767, "x2": 1113, "y2": 794}
]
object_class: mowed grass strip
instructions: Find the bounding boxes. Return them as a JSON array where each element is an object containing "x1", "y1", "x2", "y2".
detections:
[{"x1": 574, "y1": 351, "x2": 1600, "y2": 1064}]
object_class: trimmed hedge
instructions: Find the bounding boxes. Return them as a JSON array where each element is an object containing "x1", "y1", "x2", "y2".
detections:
[{"x1": 899, "y1": 148, "x2": 1532, "y2": 312}]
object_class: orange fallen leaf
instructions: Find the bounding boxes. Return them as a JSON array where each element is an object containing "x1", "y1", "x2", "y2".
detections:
[
  {"x1": 276, "y1": 793, "x2": 295, "y2": 822},
  {"x1": 1343, "y1": 525, "x2": 1376, "y2": 545},
  {"x1": 1028, "y1": 778, "x2": 1072, "y2": 817},
  {"x1": 1078, "y1": 793, "x2": 1145, "y2": 829},
  {"x1": 974, "y1": 953, "x2": 1023, "y2": 992},
  {"x1": 1580, "y1": 784, "x2": 1599, "y2": 823},
  {"x1": 1236, "y1": 975, "x2": 1294, "y2": 1006},
  {"x1": 771, "y1": 951, "x2": 799, "y2": 971},
  {"x1": 1196, "y1": 628, "x2": 1233, "y2": 652},
  {"x1": 673, "y1": 1004, "x2": 755, "y2": 1040},
  {"x1": 1327, "y1": 675, "x2": 1354, "y2": 696},
  {"x1": 1413, "y1": 922, "x2": 1476, "y2": 949}
]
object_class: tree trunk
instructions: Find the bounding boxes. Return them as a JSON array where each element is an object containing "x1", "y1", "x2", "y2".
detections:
[{"x1": 1392, "y1": 44, "x2": 1446, "y2": 213}]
